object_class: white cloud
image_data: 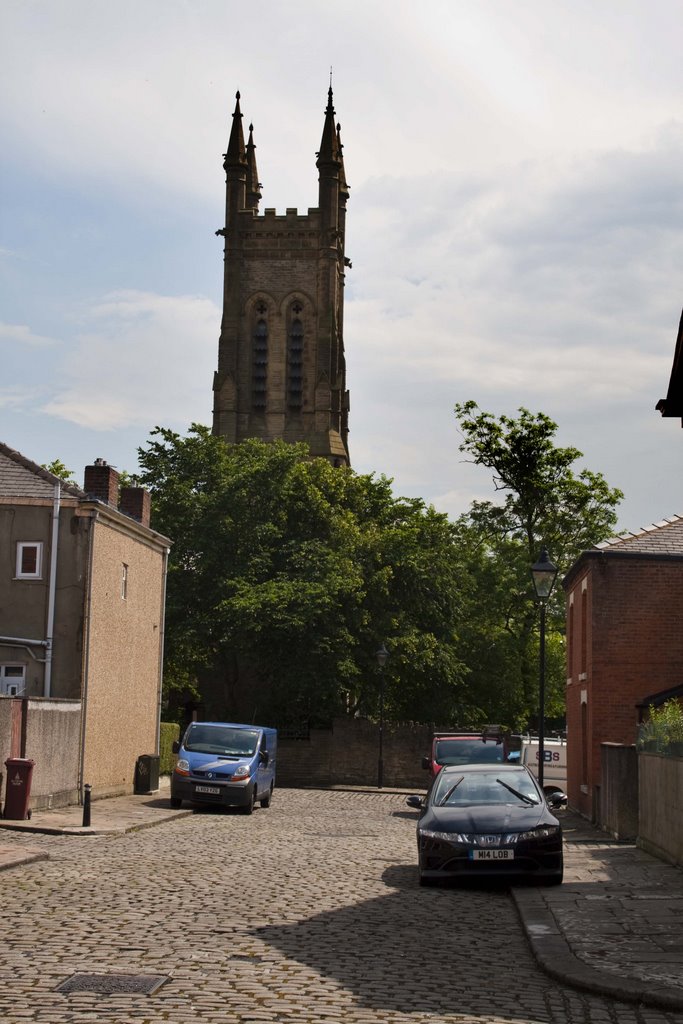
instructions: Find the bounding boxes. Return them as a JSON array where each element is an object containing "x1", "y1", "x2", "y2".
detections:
[
  {"x1": 0, "y1": 322, "x2": 56, "y2": 348},
  {"x1": 41, "y1": 291, "x2": 219, "y2": 430},
  {"x1": 348, "y1": 134, "x2": 683, "y2": 414},
  {"x1": 2, "y1": 0, "x2": 683, "y2": 533},
  {"x1": 0, "y1": 385, "x2": 35, "y2": 410}
]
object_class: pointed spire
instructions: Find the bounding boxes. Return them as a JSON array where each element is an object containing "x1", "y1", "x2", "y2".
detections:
[
  {"x1": 245, "y1": 122, "x2": 262, "y2": 210},
  {"x1": 224, "y1": 91, "x2": 247, "y2": 169},
  {"x1": 316, "y1": 86, "x2": 341, "y2": 167},
  {"x1": 336, "y1": 121, "x2": 349, "y2": 200}
]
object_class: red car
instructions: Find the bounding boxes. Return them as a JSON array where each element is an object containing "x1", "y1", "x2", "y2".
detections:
[{"x1": 422, "y1": 727, "x2": 508, "y2": 780}]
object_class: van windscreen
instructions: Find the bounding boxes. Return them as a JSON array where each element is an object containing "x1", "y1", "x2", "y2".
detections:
[
  {"x1": 185, "y1": 725, "x2": 259, "y2": 756},
  {"x1": 435, "y1": 738, "x2": 503, "y2": 766}
]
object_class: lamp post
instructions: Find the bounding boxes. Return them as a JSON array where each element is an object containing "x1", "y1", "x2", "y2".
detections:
[
  {"x1": 375, "y1": 643, "x2": 389, "y2": 789},
  {"x1": 530, "y1": 548, "x2": 558, "y2": 791}
]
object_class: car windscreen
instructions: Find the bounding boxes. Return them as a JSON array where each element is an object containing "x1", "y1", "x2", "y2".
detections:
[
  {"x1": 433, "y1": 770, "x2": 540, "y2": 807},
  {"x1": 184, "y1": 725, "x2": 260, "y2": 756},
  {"x1": 434, "y1": 738, "x2": 503, "y2": 765}
]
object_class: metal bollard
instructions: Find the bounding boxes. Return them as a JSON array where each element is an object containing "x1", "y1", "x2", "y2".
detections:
[{"x1": 82, "y1": 783, "x2": 91, "y2": 827}]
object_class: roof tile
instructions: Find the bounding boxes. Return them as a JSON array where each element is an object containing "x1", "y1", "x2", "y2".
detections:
[
  {"x1": 596, "y1": 515, "x2": 683, "y2": 555},
  {"x1": 0, "y1": 443, "x2": 85, "y2": 498}
]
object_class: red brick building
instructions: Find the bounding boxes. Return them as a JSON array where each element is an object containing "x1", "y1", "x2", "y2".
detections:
[{"x1": 563, "y1": 516, "x2": 683, "y2": 818}]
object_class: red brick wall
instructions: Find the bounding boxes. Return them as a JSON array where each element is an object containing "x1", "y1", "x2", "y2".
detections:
[
  {"x1": 84, "y1": 462, "x2": 119, "y2": 506},
  {"x1": 565, "y1": 555, "x2": 683, "y2": 817}
]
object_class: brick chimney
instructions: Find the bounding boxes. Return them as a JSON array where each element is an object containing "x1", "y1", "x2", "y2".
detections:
[
  {"x1": 119, "y1": 487, "x2": 151, "y2": 528},
  {"x1": 83, "y1": 459, "x2": 119, "y2": 506}
]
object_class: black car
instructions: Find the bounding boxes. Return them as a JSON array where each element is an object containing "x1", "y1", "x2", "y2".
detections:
[{"x1": 407, "y1": 763, "x2": 564, "y2": 886}]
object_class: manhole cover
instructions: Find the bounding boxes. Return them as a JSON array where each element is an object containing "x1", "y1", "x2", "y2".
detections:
[{"x1": 57, "y1": 972, "x2": 168, "y2": 995}]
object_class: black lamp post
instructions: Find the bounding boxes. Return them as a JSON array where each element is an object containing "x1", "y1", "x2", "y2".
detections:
[
  {"x1": 530, "y1": 548, "x2": 558, "y2": 791},
  {"x1": 375, "y1": 643, "x2": 389, "y2": 789}
]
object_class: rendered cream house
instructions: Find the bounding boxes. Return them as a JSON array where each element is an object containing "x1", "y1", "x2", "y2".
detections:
[{"x1": 0, "y1": 444, "x2": 170, "y2": 808}]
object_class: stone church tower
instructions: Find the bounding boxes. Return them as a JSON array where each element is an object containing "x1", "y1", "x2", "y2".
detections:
[{"x1": 212, "y1": 88, "x2": 351, "y2": 466}]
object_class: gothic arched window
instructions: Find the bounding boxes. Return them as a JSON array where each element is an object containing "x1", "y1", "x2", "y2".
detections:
[
  {"x1": 252, "y1": 318, "x2": 268, "y2": 409},
  {"x1": 287, "y1": 317, "x2": 304, "y2": 409}
]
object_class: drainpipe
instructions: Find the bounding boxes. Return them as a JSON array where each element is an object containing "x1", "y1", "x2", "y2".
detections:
[
  {"x1": 156, "y1": 547, "x2": 170, "y2": 755},
  {"x1": 79, "y1": 509, "x2": 98, "y2": 802},
  {"x1": 43, "y1": 482, "x2": 61, "y2": 697}
]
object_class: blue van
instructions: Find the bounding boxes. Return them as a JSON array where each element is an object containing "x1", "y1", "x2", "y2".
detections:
[{"x1": 170, "y1": 721, "x2": 277, "y2": 813}]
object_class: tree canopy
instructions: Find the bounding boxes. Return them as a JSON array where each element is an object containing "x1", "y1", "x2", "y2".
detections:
[
  {"x1": 453, "y1": 401, "x2": 622, "y2": 565},
  {"x1": 453, "y1": 401, "x2": 623, "y2": 729},
  {"x1": 135, "y1": 406, "x2": 623, "y2": 734},
  {"x1": 136, "y1": 426, "x2": 473, "y2": 728},
  {"x1": 42, "y1": 459, "x2": 75, "y2": 482}
]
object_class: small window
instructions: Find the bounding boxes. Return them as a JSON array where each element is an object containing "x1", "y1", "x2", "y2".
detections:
[
  {"x1": 16, "y1": 542, "x2": 43, "y2": 579},
  {"x1": 121, "y1": 563, "x2": 129, "y2": 600}
]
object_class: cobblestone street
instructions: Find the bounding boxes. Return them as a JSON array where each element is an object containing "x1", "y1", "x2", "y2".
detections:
[{"x1": 1, "y1": 788, "x2": 682, "y2": 1024}]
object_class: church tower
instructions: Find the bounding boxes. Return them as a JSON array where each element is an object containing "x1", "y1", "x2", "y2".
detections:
[{"x1": 212, "y1": 88, "x2": 351, "y2": 466}]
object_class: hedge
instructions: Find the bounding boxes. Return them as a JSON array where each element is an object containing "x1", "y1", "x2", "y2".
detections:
[{"x1": 159, "y1": 721, "x2": 180, "y2": 775}]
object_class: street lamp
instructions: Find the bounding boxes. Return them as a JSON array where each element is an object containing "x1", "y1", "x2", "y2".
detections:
[
  {"x1": 375, "y1": 643, "x2": 389, "y2": 789},
  {"x1": 530, "y1": 548, "x2": 558, "y2": 791}
]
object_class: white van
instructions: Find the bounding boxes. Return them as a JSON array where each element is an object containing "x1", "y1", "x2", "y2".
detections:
[{"x1": 510, "y1": 735, "x2": 567, "y2": 797}]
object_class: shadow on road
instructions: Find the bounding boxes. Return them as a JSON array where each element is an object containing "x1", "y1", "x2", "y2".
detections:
[{"x1": 253, "y1": 865, "x2": 567, "y2": 1020}]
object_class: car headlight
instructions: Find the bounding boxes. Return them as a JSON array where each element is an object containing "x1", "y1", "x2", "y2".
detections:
[
  {"x1": 419, "y1": 829, "x2": 468, "y2": 844},
  {"x1": 174, "y1": 759, "x2": 190, "y2": 776},
  {"x1": 231, "y1": 765, "x2": 251, "y2": 781},
  {"x1": 505, "y1": 825, "x2": 561, "y2": 843}
]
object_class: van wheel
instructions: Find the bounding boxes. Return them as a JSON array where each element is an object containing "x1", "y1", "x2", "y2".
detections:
[
  {"x1": 241, "y1": 786, "x2": 256, "y2": 815},
  {"x1": 170, "y1": 797, "x2": 182, "y2": 809},
  {"x1": 260, "y1": 784, "x2": 273, "y2": 809}
]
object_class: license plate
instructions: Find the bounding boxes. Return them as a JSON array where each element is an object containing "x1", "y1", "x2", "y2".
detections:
[
  {"x1": 470, "y1": 849, "x2": 514, "y2": 861},
  {"x1": 195, "y1": 785, "x2": 220, "y2": 795}
]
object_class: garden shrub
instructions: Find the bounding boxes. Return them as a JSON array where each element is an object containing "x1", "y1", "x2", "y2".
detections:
[
  {"x1": 159, "y1": 721, "x2": 180, "y2": 774},
  {"x1": 638, "y1": 699, "x2": 683, "y2": 753}
]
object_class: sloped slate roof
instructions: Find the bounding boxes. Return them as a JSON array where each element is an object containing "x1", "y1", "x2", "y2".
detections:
[
  {"x1": 596, "y1": 515, "x2": 683, "y2": 556},
  {"x1": 637, "y1": 682, "x2": 683, "y2": 709},
  {"x1": 0, "y1": 443, "x2": 85, "y2": 499}
]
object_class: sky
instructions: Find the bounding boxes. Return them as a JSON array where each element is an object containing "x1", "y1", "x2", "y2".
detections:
[{"x1": 2, "y1": 0, "x2": 682, "y2": 536}]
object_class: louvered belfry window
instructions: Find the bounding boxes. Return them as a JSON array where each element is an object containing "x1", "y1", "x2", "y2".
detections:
[
  {"x1": 252, "y1": 318, "x2": 268, "y2": 409},
  {"x1": 288, "y1": 317, "x2": 304, "y2": 409}
]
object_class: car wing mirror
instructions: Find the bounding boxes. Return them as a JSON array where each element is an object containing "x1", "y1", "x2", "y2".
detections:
[
  {"x1": 421, "y1": 756, "x2": 431, "y2": 770},
  {"x1": 172, "y1": 740, "x2": 180, "y2": 754},
  {"x1": 406, "y1": 795, "x2": 424, "y2": 810}
]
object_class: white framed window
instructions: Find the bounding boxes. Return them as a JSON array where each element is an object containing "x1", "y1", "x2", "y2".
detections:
[
  {"x1": 121, "y1": 563, "x2": 129, "y2": 600},
  {"x1": 0, "y1": 665, "x2": 26, "y2": 696},
  {"x1": 16, "y1": 542, "x2": 43, "y2": 579}
]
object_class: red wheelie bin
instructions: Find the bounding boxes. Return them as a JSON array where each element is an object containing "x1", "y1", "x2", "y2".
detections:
[{"x1": 4, "y1": 758, "x2": 35, "y2": 820}]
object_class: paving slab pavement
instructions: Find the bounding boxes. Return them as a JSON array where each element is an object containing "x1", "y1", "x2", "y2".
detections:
[
  {"x1": 1, "y1": 785, "x2": 682, "y2": 1014},
  {"x1": 512, "y1": 806, "x2": 683, "y2": 1013},
  {"x1": 0, "y1": 776, "x2": 189, "y2": 838}
]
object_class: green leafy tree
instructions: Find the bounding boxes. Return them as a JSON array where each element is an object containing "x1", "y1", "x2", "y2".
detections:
[
  {"x1": 453, "y1": 402, "x2": 623, "y2": 729},
  {"x1": 136, "y1": 426, "x2": 472, "y2": 728},
  {"x1": 42, "y1": 459, "x2": 75, "y2": 482}
]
